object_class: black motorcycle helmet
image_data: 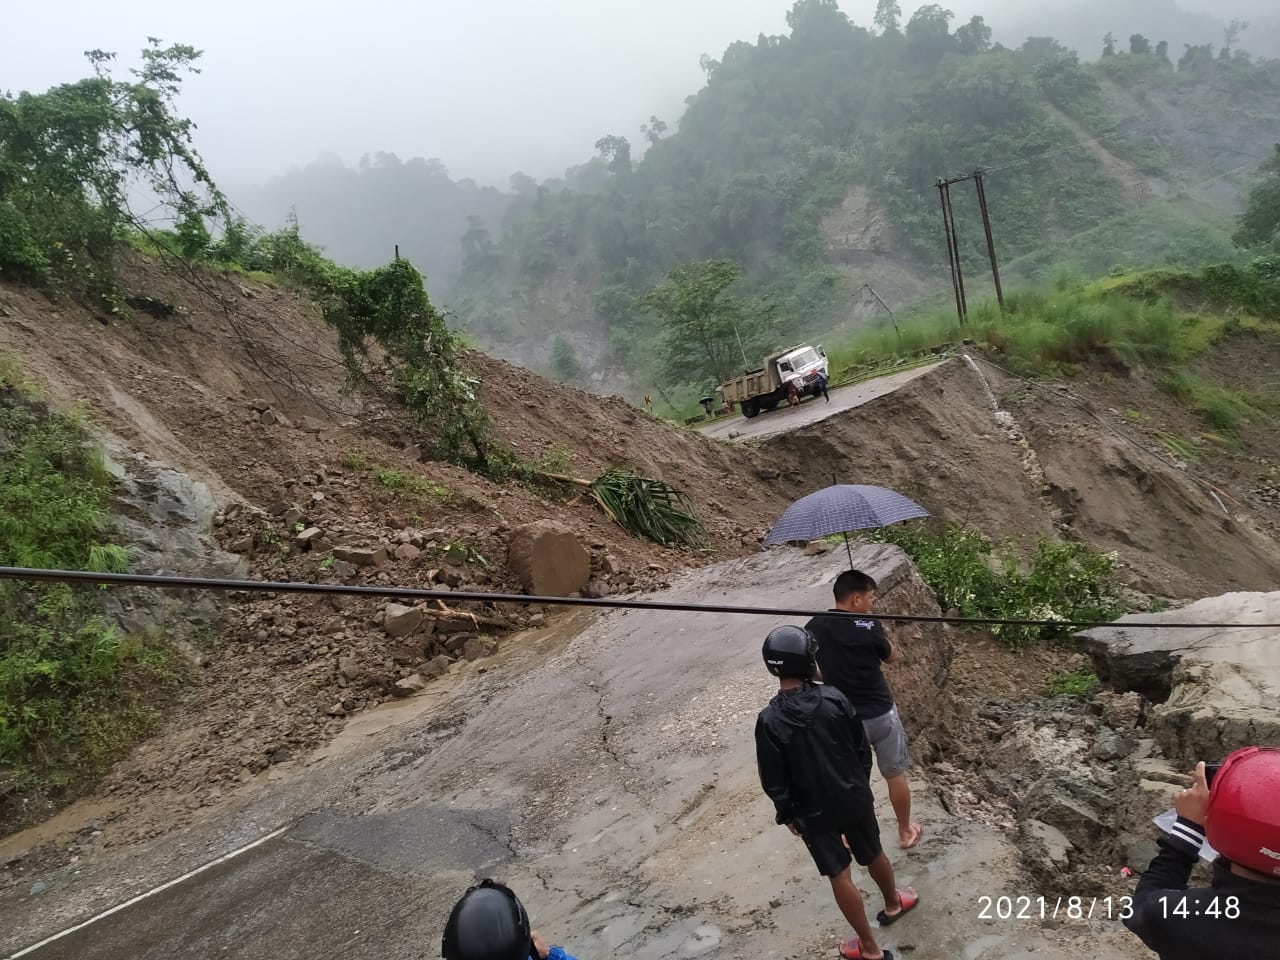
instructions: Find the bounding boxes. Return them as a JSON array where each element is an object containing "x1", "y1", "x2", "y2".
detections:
[
  {"x1": 442, "y1": 879, "x2": 532, "y2": 960},
  {"x1": 762, "y1": 624, "x2": 818, "y2": 679}
]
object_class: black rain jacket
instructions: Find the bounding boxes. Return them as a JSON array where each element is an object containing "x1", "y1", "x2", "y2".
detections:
[
  {"x1": 755, "y1": 681, "x2": 874, "y2": 832},
  {"x1": 1124, "y1": 815, "x2": 1280, "y2": 960}
]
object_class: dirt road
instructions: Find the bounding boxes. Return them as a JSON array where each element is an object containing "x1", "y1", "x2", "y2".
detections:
[
  {"x1": 3, "y1": 547, "x2": 1145, "y2": 960},
  {"x1": 698, "y1": 362, "x2": 946, "y2": 442}
]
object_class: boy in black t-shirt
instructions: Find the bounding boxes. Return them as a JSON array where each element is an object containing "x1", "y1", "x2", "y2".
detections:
[{"x1": 807, "y1": 570, "x2": 923, "y2": 850}]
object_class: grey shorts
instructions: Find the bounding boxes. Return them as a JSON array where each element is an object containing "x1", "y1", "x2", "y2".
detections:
[{"x1": 862, "y1": 705, "x2": 911, "y2": 778}]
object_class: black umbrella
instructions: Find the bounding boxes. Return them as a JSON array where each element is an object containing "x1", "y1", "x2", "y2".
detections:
[{"x1": 763, "y1": 484, "x2": 929, "y2": 566}]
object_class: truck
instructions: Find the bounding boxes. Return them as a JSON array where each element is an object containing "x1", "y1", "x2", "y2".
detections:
[{"x1": 718, "y1": 343, "x2": 829, "y2": 419}]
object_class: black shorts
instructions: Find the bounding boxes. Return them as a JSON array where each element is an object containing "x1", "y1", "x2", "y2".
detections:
[{"x1": 801, "y1": 812, "x2": 883, "y2": 877}]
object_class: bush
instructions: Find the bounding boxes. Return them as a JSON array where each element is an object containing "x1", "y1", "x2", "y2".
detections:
[
  {"x1": 875, "y1": 521, "x2": 1127, "y2": 648},
  {"x1": 1049, "y1": 670, "x2": 1101, "y2": 697},
  {"x1": 0, "y1": 379, "x2": 175, "y2": 800}
]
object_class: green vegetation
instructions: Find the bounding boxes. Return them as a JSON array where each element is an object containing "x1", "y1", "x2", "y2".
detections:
[
  {"x1": 0, "y1": 370, "x2": 176, "y2": 801},
  {"x1": 0, "y1": 42, "x2": 228, "y2": 307},
  {"x1": 375, "y1": 468, "x2": 450, "y2": 502},
  {"x1": 550, "y1": 335, "x2": 585, "y2": 385},
  {"x1": 449, "y1": 0, "x2": 1280, "y2": 397},
  {"x1": 1049, "y1": 670, "x2": 1101, "y2": 698},
  {"x1": 1236, "y1": 145, "x2": 1280, "y2": 251},
  {"x1": 589, "y1": 468, "x2": 705, "y2": 548},
  {"x1": 875, "y1": 521, "x2": 1126, "y2": 648}
]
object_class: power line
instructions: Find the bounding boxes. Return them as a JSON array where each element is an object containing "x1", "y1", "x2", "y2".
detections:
[{"x1": 1, "y1": 566, "x2": 1276, "y2": 632}]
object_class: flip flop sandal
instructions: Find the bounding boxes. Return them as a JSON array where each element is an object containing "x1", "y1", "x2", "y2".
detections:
[
  {"x1": 837, "y1": 938, "x2": 893, "y2": 960},
  {"x1": 899, "y1": 822, "x2": 924, "y2": 850},
  {"x1": 876, "y1": 888, "x2": 920, "y2": 927}
]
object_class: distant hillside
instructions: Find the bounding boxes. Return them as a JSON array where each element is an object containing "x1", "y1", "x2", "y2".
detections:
[
  {"x1": 236, "y1": 153, "x2": 510, "y2": 292},
  {"x1": 441, "y1": 1, "x2": 1280, "y2": 390}
]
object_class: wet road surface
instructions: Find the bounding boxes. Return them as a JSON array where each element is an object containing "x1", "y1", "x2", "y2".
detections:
[{"x1": 6, "y1": 547, "x2": 1145, "y2": 960}]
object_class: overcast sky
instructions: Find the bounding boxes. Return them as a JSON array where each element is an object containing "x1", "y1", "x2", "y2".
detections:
[{"x1": 3, "y1": 0, "x2": 1268, "y2": 191}]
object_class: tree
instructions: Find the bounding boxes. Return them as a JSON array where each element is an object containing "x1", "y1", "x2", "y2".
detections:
[
  {"x1": 1223, "y1": 18, "x2": 1249, "y2": 55},
  {"x1": 1129, "y1": 34, "x2": 1151, "y2": 56},
  {"x1": 1102, "y1": 32, "x2": 1117, "y2": 57},
  {"x1": 956, "y1": 15, "x2": 992, "y2": 55},
  {"x1": 641, "y1": 116, "x2": 668, "y2": 147},
  {"x1": 1235, "y1": 145, "x2": 1280, "y2": 249},
  {"x1": 550, "y1": 335, "x2": 586, "y2": 383},
  {"x1": 0, "y1": 40, "x2": 228, "y2": 303},
  {"x1": 1156, "y1": 40, "x2": 1170, "y2": 62},
  {"x1": 641, "y1": 259, "x2": 766, "y2": 385},
  {"x1": 905, "y1": 5, "x2": 956, "y2": 60},
  {"x1": 874, "y1": 0, "x2": 902, "y2": 35},
  {"x1": 594, "y1": 135, "x2": 632, "y2": 175}
]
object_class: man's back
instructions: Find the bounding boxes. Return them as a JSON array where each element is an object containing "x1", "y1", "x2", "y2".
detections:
[
  {"x1": 755, "y1": 682, "x2": 873, "y2": 830},
  {"x1": 806, "y1": 612, "x2": 894, "y2": 719}
]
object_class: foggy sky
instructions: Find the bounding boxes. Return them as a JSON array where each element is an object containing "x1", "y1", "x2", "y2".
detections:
[{"x1": 3, "y1": 1, "x2": 1270, "y2": 192}]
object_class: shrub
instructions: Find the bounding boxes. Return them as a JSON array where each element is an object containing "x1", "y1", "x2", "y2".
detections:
[{"x1": 875, "y1": 521, "x2": 1127, "y2": 648}]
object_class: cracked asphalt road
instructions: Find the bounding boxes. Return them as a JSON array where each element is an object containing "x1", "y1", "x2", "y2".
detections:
[{"x1": 6, "y1": 549, "x2": 1146, "y2": 960}]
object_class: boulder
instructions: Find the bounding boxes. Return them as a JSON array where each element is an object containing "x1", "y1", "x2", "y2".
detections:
[
  {"x1": 583, "y1": 579, "x2": 611, "y2": 599},
  {"x1": 392, "y1": 673, "x2": 428, "y2": 697},
  {"x1": 1022, "y1": 819, "x2": 1073, "y2": 872},
  {"x1": 283, "y1": 507, "x2": 304, "y2": 528},
  {"x1": 463, "y1": 637, "x2": 498, "y2": 662},
  {"x1": 420, "y1": 655, "x2": 452, "y2": 680},
  {"x1": 507, "y1": 520, "x2": 590, "y2": 597},
  {"x1": 384, "y1": 603, "x2": 426, "y2": 638},
  {"x1": 394, "y1": 543, "x2": 421, "y2": 561}
]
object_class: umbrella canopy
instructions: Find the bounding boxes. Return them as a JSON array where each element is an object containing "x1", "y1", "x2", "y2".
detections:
[{"x1": 763, "y1": 484, "x2": 929, "y2": 546}]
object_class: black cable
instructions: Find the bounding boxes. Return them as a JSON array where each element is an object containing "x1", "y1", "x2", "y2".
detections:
[{"x1": 1, "y1": 566, "x2": 1274, "y2": 631}]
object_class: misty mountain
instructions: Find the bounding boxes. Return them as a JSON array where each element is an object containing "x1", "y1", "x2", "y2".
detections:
[
  {"x1": 236, "y1": 153, "x2": 509, "y2": 291},
  {"x1": 443, "y1": 0, "x2": 1279, "y2": 389}
]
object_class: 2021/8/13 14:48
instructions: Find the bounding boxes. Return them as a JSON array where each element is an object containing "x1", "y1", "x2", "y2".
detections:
[{"x1": 977, "y1": 895, "x2": 1135, "y2": 920}]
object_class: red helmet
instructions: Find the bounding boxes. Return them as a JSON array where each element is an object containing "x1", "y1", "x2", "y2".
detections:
[{"x1": 1204, "y1": 746, "x2": 1280, "y2": 878}]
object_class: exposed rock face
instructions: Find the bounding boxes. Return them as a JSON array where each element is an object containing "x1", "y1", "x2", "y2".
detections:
[
  {"x1": 1079, "y1": 592, "x2": 1280, "y2": 765},
  {"x1": 506, "y1": 520, "x2": 591, "y2": 597}
]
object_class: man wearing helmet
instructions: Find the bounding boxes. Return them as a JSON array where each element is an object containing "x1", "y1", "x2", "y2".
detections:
[
  {"x1": 443, "y1": 879, "x2": 581, "y2": 960},
  {"x1": 755, "y1": 624, "x2": 920, "y2": 960},
  {"x1": 1125, "y1": 747, "x2": 1280, "y2": 959}
]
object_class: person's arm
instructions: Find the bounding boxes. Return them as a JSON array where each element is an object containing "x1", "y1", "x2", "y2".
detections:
[
  {"x1": 755, "y1": 714, "x2": 795, "y2": 827},
  {"x1": 533, "y1": 932, "x2": 579, "y2": 960},
  {"x1": 874, "y1": 623, "x2": 895, "y2": 664},
  {"x1": 1124, "y1": 764, "x2": 1209, "y2": 951}
]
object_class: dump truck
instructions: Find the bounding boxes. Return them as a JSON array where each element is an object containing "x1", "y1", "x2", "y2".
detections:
[{"x1": 718, "y1": 344, "x2": 829, "y2": 418}]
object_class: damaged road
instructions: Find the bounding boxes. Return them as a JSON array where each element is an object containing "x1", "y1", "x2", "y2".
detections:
[{"x1": 5, "y1": 547, "x2": 1147, "y2": 960}]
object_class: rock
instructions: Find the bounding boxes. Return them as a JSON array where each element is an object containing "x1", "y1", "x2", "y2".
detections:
[
  {"x1": 259, "y1": 409, "x2": 279, "y2": 426},
  {"x1": 507, "y1": 521, "x2": 590, "y2": 596},
  {"x1": 1126, "y1": 838, "x2": 1160, "y2": 872},
  {"x1": 437, "y1": 565, "x2": 467, "y2": 588},
  {"x1": 394, "y1": 543, "x2": 421, "y2": 561},
  {"x1": 600, "y1": 554, "x2": 622, "y2": 576},
  {"x1": 463, "y1": 637, "x2": 498, "y2": 661},
  {"x1": 392, "y1": 673, "x2": 428, "y2": 696},
  {"x1": 227, "y1": 537, "x2": 253, "y2": 555},
  {"x1": 334, "y1": 545, "x2": 388, "y2": 567},
  {"x1": 338, "y1": 657, "x2": 362, "y2": 681},
  {"x1": 30, "y1": 881, "x2": 48, "y2": 896},
  {"x1": 1097, "y1": 690, "x2": 1145, "y2": 729},
  {"x1": 804, "y1": 540, "x2": 833, "y2": 556},
  {"x1": 267, "y1": 500, "x2": 292, "y2": 516},
  {"x1": 404, "y1": 443, "x2": 423, "y2": 461},
  {"x1": 755, "y1": 467, "x2": 781, "y2": 480},
  {"x1": 1023, "y1": 779, "x2": 1105, "y2": 848},
  {"x1": 1090, "y1": 729, "x2": 1137, "y2": 761},
  {"x1": 384, "y1": 603, "x2": 427, "y2": 638},
  {"x1": 583, "y1": 579, "x2": 611, "y2": 599},
  {"x1": 326, "y1": 701, "x2": 347, "y2": 717},
  {"x1": 249, "y1": 398, "x2": 271, "y2": 412},
  {"x1": 420, "y1": 655, "x2": 452, "y2": 679},
  {"x1": 1022, "y1": 819, "x2": 1073, "y2": 872},
  {"x1": 295, "y1": 526, "x2": 325, "y2": 546}
]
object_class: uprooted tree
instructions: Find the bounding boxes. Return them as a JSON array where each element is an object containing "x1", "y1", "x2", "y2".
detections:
[{"x1": 0, "y1": 40, "x2": 229, "y2": 307}]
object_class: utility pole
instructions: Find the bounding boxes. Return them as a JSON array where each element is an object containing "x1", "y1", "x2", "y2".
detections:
[
  {"x1": 858, "y1": 283, "x2": 901, "y2": 346},
  {"x1": 937, "y1": 180, "x2": 967, "y2": 325},
  {"x1": 973, "y1": 170, "x2": 1005, "y2": 310}
]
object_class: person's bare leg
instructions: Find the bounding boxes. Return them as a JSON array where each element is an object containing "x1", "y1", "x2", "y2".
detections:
[
  {"x1": 829, "y1": 867, "x2": 882, "y2": 958},
  {"x1": 887, "y1": 774, "x2": 921, "y2": 847},
  {"x1": 865, "y1": 851, "x2": 898, "y2": 910}
]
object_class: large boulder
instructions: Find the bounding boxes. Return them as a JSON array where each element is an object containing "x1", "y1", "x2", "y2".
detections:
[{"x1": 507, "y1": 520, "x2": 591, "y2": 597}]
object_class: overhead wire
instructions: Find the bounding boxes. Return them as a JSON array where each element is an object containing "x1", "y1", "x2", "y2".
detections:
[{"x1": 1, "y1": 566, "x2": 1276, "y2": 632}]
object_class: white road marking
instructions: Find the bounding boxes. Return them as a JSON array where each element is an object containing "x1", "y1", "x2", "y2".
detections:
[{"x1": 7, "y1": 826, "x2": 290, "y2": 959}]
